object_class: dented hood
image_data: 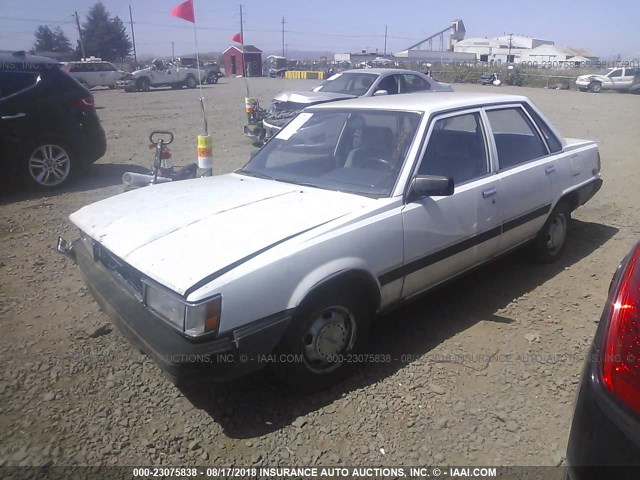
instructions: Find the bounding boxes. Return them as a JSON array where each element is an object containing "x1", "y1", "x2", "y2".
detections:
[{"x1": 69, "y1": 174, "x2": 368, "y2": 295}]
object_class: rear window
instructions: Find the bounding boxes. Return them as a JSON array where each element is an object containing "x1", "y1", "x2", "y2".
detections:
[{"x1": 0, "y1": 71, "x2": 40, "y2": 98}]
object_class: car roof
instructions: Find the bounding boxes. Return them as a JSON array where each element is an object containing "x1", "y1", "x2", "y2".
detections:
[
  {"x1": 0, "y1": 51, "x2": 61, "y2": 71},
  {"x1": 338, "y1": 68, "x2": 424, "y2": 76},
  {"x1": 308, "y1": 91, "x2": 530, "y2": 115}
]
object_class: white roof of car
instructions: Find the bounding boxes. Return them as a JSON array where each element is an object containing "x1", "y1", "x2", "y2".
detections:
[
  {"x1": 339, "y1": 68, "x2": 419, "y2": 75},
  {"x1": 309, "y1": 91, "x2": 530, "y2": 114}
]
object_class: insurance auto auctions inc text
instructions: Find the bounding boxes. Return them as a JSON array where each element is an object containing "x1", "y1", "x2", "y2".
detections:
[{"x1": 254, "y1": 466, "x2": 497, "y2": 478}]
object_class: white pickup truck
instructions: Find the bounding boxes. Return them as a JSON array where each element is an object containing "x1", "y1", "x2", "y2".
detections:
[
  {"x1": 576, "y1": 66, "x2": 640, "y2": 93},
  {"x1": 119, "y1": 59, "x2": 204, "y2": 92},
  {"x1": 60, "y1": 92, "x2": 602, "y2": 390}
]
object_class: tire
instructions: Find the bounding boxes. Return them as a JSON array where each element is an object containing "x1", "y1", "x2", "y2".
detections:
[
  {"x1": 22, "y1": 140, "x2": 75, "y2": 190},
  {"x1": 185, "y1": 75, "x2": 197, "y2": 89},
  {"x1": 531, "y1": 202, "x2": 571, "y2": 263},
  {"x1": 138, "y1": 77, "x2": 150, "y2": 92},
  {"x1": 209, "y1": 75, "x2": 219, "y2": 84},
  {"x1": 273, "y1": 286, "x2": 374, "y2": 392},
  {"x1": 589, "y1": 81, "x2": 602, "y2": 93}
]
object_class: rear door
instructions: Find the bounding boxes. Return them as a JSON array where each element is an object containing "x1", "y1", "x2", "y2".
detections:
[
  {"x1": 400, "y1": 109, "x2": 501, "y2": 298},
  {"x1": 484, "y1": 105, "x2": 553, "y2": 252},
  {"x1": 619, "y1": 68, "x2": 637, "y2": 89}
]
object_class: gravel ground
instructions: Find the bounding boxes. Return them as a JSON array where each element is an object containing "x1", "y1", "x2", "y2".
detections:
[{"x1": 0, "y1": 78, "x2": 639, "y2": 468}]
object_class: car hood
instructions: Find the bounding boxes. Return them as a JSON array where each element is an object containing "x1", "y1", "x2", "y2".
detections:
[
  {"x1": 272, "y1": 90, "x2": 357, "y2": 105},
  {"x1": 69, "y1": 174, "x2": 369, "y2": 295}
]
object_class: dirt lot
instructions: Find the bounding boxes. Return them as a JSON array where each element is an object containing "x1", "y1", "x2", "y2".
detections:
[{"x1": 1, "y1": 78, "x2": 639, "y2": 469}]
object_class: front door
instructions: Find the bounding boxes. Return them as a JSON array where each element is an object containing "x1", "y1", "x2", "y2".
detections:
[
  {"x1": 231, "y1": 55, "x2": 237, "y2": 75},
  {"x1": 401, "y1": 110, "x2": 501, "y2": 298}
]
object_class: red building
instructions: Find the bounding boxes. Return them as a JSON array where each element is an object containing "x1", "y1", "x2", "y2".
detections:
[{"x1": 222, "y1": 45, "x2": 263, "y2": 77}]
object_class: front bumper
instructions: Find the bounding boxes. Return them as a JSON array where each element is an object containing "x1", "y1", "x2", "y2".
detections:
[
  {"x1": 117, "y1": 79, "x2": 136, "y2": 91},
  {"x1": 65, "y1": 238, "x2": 292, "y2": 384}
]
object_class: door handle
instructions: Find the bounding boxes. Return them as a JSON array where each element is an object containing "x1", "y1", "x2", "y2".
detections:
[
  {"x1": 545, "y1": 165, "x2": 556, "y2": 174},
  {"x1": 482, "y1": 187, "x2": 497, "y2": 198},
  {"x1": 1, "y1": 113, "x2": 26, "y2": 120}
]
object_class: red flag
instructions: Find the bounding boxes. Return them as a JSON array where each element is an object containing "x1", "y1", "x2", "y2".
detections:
[
  {"x1": 230, "y1": 32, "x2": 243, "y2": 43},
  {"x1": 171, "y1": 0, "x2": 195, "y2": 23}
]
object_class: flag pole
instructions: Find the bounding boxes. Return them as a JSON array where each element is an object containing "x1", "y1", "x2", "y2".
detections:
[
  {"x1": 192, "y1": 2, "x2": 207, "y2": 136},
  {"x1": 239, "y1": 4, "x2": 249, "y2": 97}
]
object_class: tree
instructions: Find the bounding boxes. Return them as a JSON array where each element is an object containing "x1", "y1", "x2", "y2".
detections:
[
  {"x1": 33, "y1": 25, "x2": 72, "y2": 54},
  {"x1": 77, "y1": 2, "x2": 132, "y2": 61}
]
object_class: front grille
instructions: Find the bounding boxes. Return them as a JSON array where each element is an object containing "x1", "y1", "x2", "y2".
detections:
[{"x1": 94, "y1": 244, "x2": 144, "y2": 297}]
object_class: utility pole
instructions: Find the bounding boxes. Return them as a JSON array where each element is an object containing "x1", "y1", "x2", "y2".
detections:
[
  {"x1": 171, "y1": 42, "x2": 175, "y2": 59},
  {"x1": 384, "y1": 25, "x2": 387, "y2": 56},
  {"x1": 507, "y1": 33, "x2": 513, "y2": 63},
  {"x1": 129, "y1": 5, "x2": 137, "y2": 65},
  {"x1": 74, "y1": 11, "x2": 86, "y2": 60},
  {"x1": 281, "y1": 16, "x2": 285, "y2": 58}
]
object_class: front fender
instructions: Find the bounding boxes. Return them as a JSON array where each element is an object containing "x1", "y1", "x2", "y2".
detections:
[{"x1": 287, "y1": 257, "x2": 380, "y2": 309}]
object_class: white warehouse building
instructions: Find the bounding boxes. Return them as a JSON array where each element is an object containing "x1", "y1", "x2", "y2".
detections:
[{"x1": 453, "y1": 35, "x2": 597, "y2": 65}]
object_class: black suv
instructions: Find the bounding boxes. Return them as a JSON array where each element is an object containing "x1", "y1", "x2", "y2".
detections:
[{"x1": 0, "y1": 51, "x2": 106, "y2": 190}]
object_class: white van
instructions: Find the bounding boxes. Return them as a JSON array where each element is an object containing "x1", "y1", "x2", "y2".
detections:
[{"x1": 63, "y1": 58, "x2": 123, "y2": 89}]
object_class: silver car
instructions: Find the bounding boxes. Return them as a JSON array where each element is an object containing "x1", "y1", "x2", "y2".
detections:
[
  {"x1": 60, "y1": 92, "x2": 602, "y2": 391},
  {"x1": 262, "y1": 68, "x2": 453, "y2": 137}
]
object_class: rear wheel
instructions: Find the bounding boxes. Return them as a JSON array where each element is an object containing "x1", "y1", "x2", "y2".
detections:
[
  {"x1": 273, "y1": 287, "x2": 373, "y2": 391},
  {"x1": 531, "y1": 202, "x2": 571, "y2": 263},
  {"x1": 23, "y1": 141, "x2": 75, "y2": 190}
]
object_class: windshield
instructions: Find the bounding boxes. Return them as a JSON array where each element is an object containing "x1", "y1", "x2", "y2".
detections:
[
  {"x1": 315, "y1": 72, "x2": 378, "y2": 96},
  {"x1": 239, "y1": 109, "x2": 422, "y2": 197}
]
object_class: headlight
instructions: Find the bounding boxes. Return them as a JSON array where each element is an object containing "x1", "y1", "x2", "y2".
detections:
[{"x1": 142, "y1": 280, "x2": 221, "y2": 337}]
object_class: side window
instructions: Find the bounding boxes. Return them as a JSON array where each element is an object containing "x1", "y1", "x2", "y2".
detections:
[
  {"x1": 609, "y1": 69, "x2": 622, "y2": 78},
  {"x1": 486, "y1": 107, "x2": 548, "y2": 169},
  {"x1": 418, "y1": 112, "x2": 489, "y2": 185},
  {"x1": 377, "y1": 75, "x2": 399, "y2": 94},
  {"x1": 523, "y1": 104, "x2": 563, "y2": 154},
  {"x1": 403, "y1": 74, "x2": 431, "y2": 92},
  {"x1": 0, "y1": 72, "x2": 40, "y2": 99}
]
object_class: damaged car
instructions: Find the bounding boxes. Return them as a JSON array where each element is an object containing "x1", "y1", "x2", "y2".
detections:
[
  {"x1": 261, "y1": 68, "x2": 453, "y2": 139},
  {"x1": 59, "y1": 92, "x2": 601, "y2": 391}
]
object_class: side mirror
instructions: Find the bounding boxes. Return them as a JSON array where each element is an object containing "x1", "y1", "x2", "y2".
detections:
[
  {"x1": 373, "y1": 89, "x2": 388, "y2": 96},
  {"x1": 407, "y1": 175, "x2": 454, "y2": 202}
]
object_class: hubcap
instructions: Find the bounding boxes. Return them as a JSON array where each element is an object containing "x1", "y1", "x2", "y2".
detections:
[
  {"x1": 302, "y1": 306, "x2": 355, "y2": 374},
  {"x1": 546, "y1": 214, "x2": 567, "y2": 254},
  {"x1": 28, "y1": 145, "x2": 71, "y2": 186}
]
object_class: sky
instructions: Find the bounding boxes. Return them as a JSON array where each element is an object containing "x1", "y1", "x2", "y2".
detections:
[{"x1": 1, "y1": 0, "x2": 639, "y2": 59}]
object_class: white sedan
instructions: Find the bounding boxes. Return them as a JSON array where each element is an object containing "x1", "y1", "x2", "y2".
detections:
[{"x1": 60, "y1": 92, "x2": 602, "y2": 390}]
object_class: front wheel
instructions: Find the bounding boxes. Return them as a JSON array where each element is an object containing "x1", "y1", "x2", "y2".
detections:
[
  {"x1": 273, "y1": 288, "x2": 373, "y2": 391},
  {"x1": 589, "y1": 81, "x2": 602, "y2": 93},
  {"x1": 531, "y1": 202, "x2": 571, "y2": 263},
  {"x1": 185, "y1": 75, "x2": 197, "y2": 88},
  {"x1": 138, "y1": 77, "x2": 151, "y2": 92}
]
